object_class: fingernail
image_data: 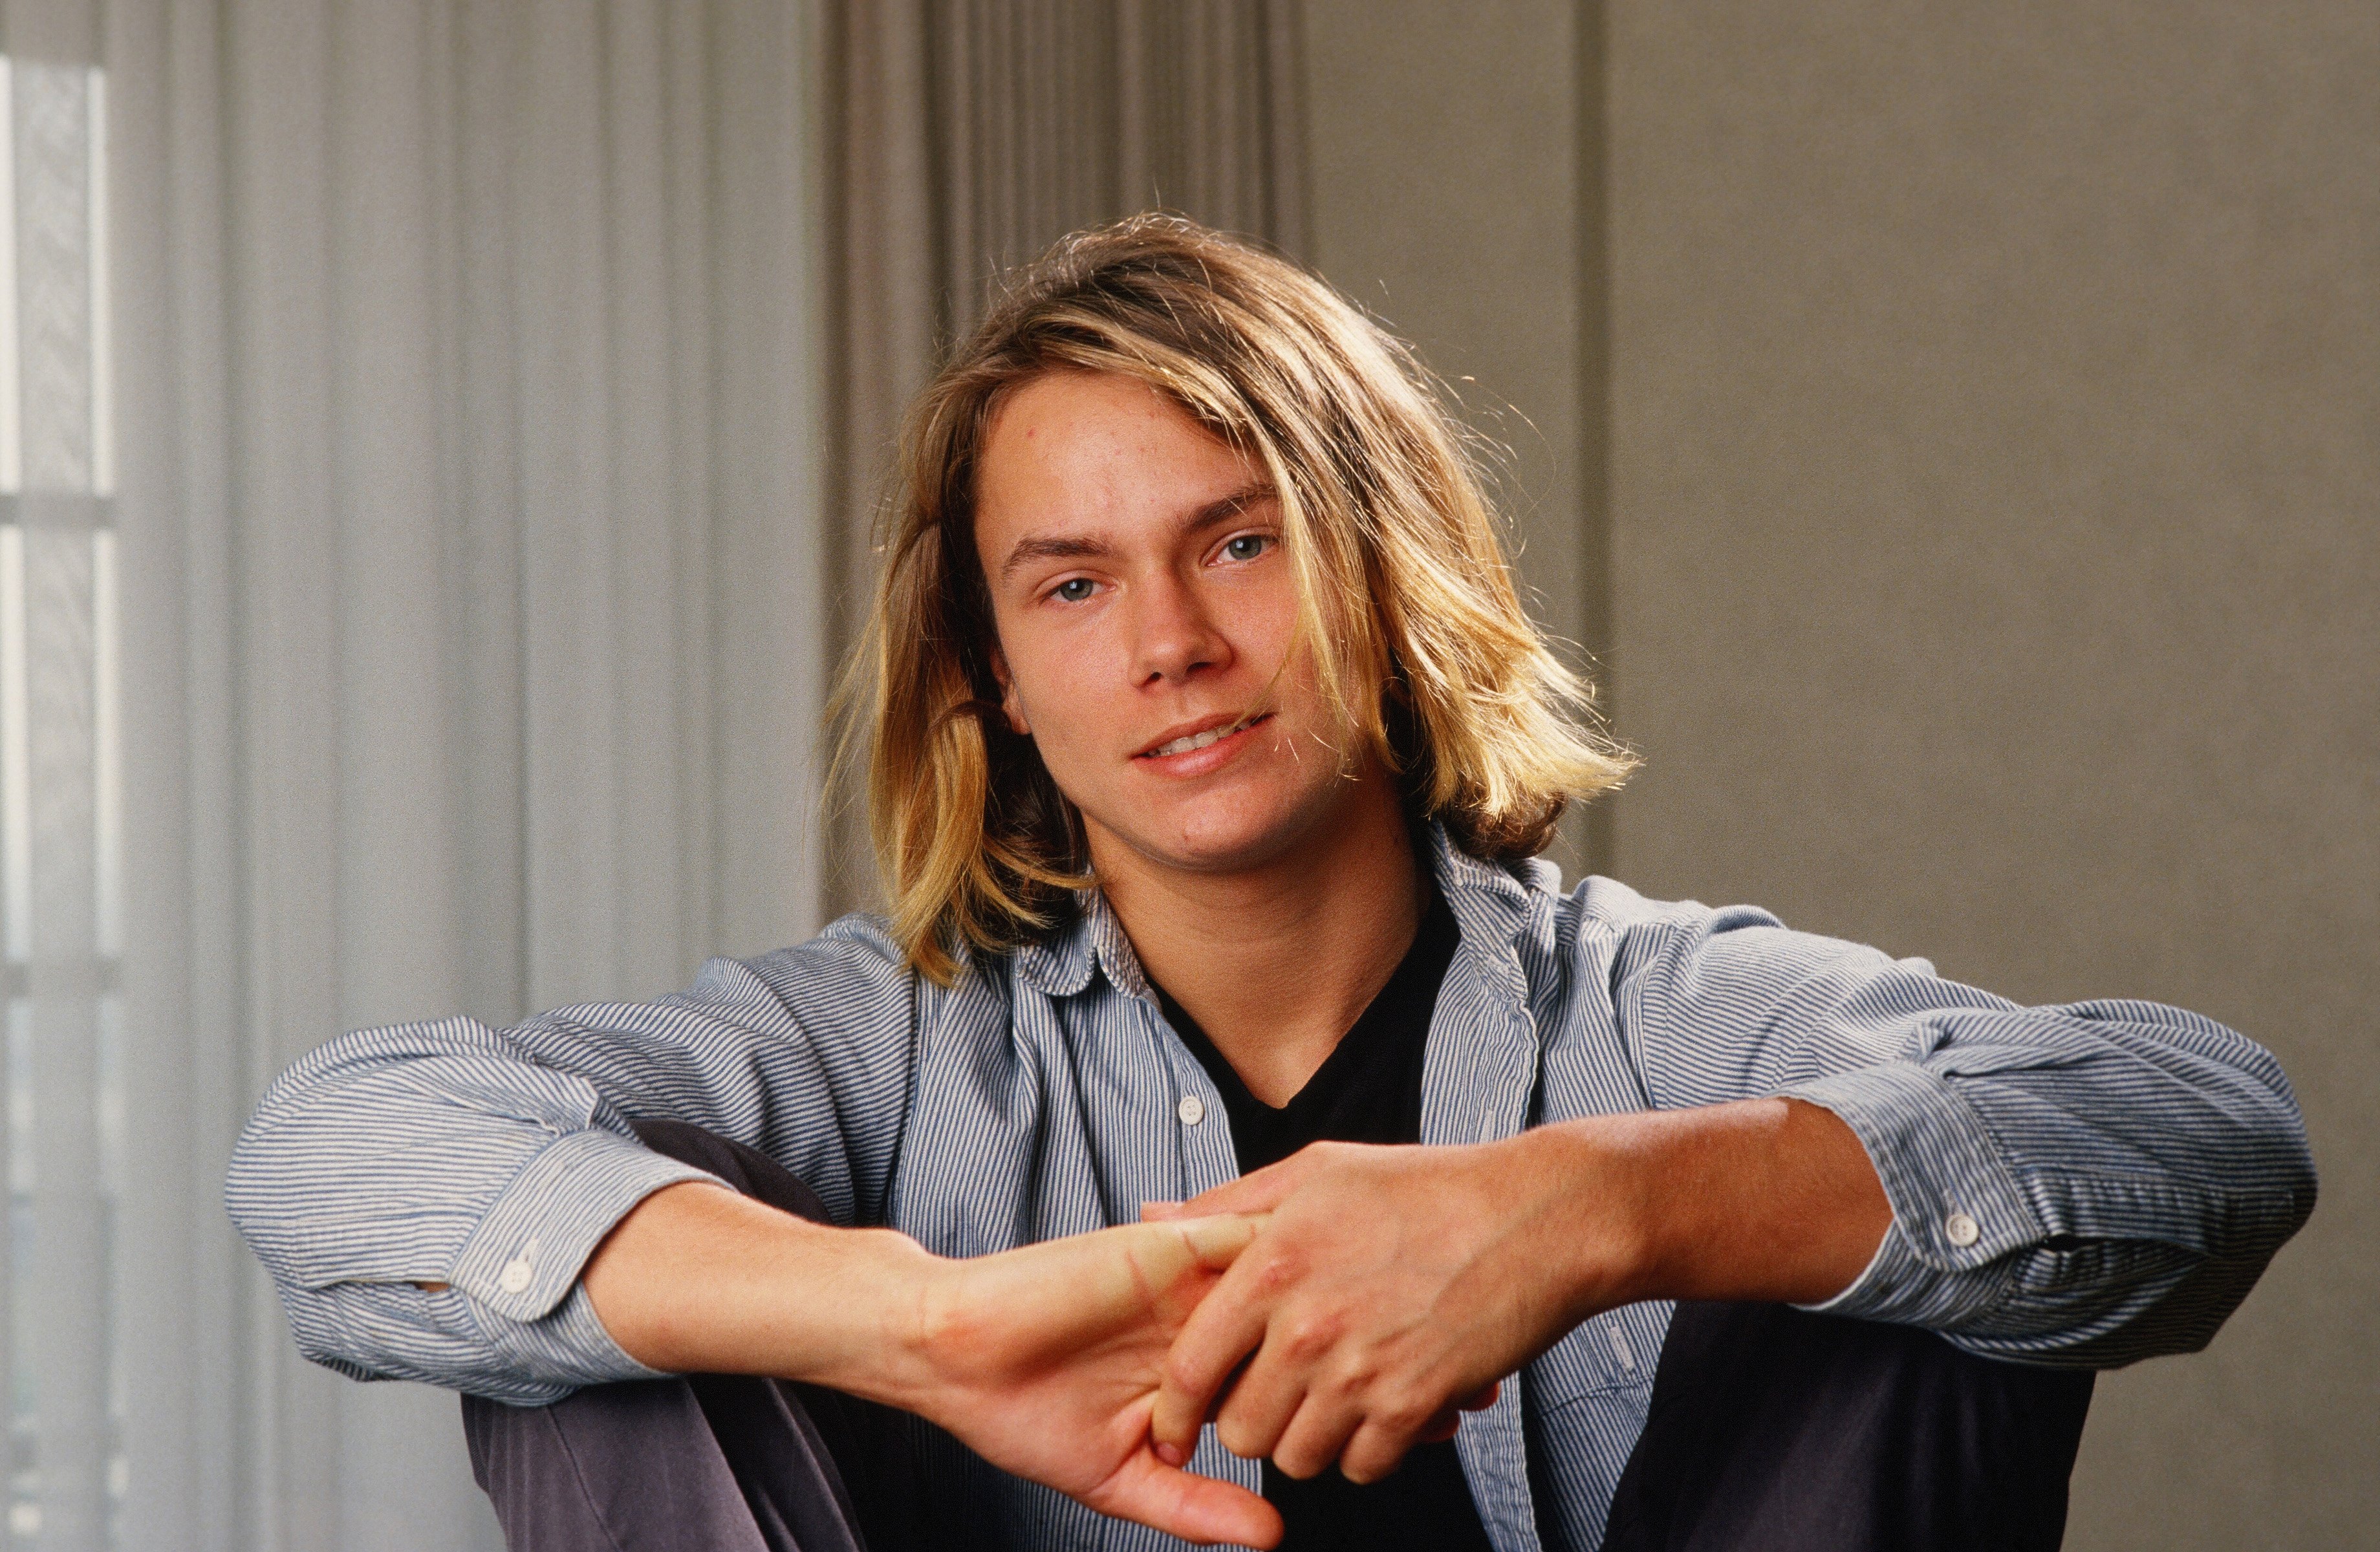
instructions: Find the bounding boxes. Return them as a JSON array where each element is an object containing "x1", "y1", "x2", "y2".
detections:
[{"x1": 1155, "y1": 1441, "x2": 1187, "y2": 1467}]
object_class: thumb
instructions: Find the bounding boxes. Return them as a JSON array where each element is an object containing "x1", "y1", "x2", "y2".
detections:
[
  {"x1": 1176, "y1": 1157, "x2": 1306, "y2": 1218},
  {"x1": 1164, "y1": 1211, "x2": 1268, "y2": 1272},
  {"x1": 1096, "y1": 1448, "x2": 1284, "y2": 1549}
]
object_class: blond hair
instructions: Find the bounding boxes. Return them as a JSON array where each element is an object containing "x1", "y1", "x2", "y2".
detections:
[{"x1": 839, "y1": 214, "x2": 1632, "y2": 982}]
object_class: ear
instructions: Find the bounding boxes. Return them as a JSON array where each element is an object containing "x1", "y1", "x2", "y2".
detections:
[{"x1": 988, "y1": 647, "x2": 1032, "y2": 737}]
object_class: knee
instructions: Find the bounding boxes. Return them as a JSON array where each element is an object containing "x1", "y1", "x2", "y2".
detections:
[{"x1": 627, "y1": 1119, "x2": 834, "y2": 1225}]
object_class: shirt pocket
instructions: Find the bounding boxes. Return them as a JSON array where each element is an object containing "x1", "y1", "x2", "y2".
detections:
[{"x1": 1529, "y1": 1301, "x2": 1669, "y2": 1412}]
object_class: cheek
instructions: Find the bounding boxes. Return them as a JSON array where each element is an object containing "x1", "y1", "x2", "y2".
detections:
[
  {"x1": 997, "y1": 629, "x2": 1103, "y2": 753},
  {"x1": 1237, "y1": 576, "x2": 1305, "y2": 675}
]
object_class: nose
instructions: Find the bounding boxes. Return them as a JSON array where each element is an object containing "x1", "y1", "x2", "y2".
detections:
[{"x1": 1129, "y1": 571, "x2": 1231, "y2": 685}]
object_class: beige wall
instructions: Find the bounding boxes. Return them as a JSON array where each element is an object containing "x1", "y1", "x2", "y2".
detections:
[
  {"x1": 1305, "y1": 3, "x2": 2377, "y2": 1546},
  {"x1": 1302, "y1": 0, "x2": 1585, "y2": 641},
  {"x1": 1299, "y1": 0, "x2": 1607, "y2": 870}
]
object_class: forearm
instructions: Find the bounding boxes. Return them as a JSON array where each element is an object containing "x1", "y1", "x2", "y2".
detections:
[
  {"x1": 228, "y1": 928, "x2": 936, "y2": 1401},
  {"x1": 1606, "y1": 902, "x2": 2315, "y2": 1360},
  {"x1": 600, "y1": 1185, "x2": 1277, "y2": 1546},
  {"x1": 581, "y1": 1180, "x2": 938, "y2": 1406},
  {"x1": 1524, "y1": 1097, "x2": 1892, "y2": 1313}
]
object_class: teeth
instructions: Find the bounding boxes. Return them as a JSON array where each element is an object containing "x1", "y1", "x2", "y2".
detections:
[{"x1": 1151, "y1": 721, "x2": 1245, "y2": 757}]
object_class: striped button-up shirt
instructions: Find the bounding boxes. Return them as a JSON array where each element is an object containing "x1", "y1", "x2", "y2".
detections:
[{"x1": 226, "y1": 828, "x2": 2316, "y2": 1552}]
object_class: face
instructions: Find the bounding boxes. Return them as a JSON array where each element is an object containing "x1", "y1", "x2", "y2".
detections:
[{"x1": 973, "y1": 370, "x2": 1370, "y2": 878}]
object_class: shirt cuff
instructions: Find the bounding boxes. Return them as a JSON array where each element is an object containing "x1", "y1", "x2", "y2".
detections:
[
  {"x1": 449, "y1": 1125, "x2": 722, "y2": 1326},
  {"x1": 466, "y1": 1278, "x2": 682, "y2": 1396},
  {"x1": 1781, "y1": 1062, "x2": 2041, "y2": 1326}
]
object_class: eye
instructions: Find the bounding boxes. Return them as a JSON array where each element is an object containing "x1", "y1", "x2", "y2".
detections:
[
  {"x1": 1220, "y1": 533, "x2": 1273, "y2": 563},
  {"x1": 1050, "y1": 576, "x2": 1098, "y2": 603}
]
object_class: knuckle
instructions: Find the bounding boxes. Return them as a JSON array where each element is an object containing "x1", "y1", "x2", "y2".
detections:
[
  {"x1": 1159, "y1": 1348, "x2": 1209, "y2": 1395},
  {"x1": 1253, "y1": 1250, "x2": 1305, "y2": 1295},
  {"x1": 1314, "y1": 1140, "x2": 1370, "y2": 1175},
  {"x1": 1281, "y1": 1311, "x2": 1344, "y2": 1363},
  {"x1": 1332, "y1": 1350, "x2": 1384, "y2": 1394},
  {"x1": 1367, "y1": 1383, "x2": 1434, "y2": 1437}
]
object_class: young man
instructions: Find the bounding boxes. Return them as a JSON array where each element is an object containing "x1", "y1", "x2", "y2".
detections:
[{"x1": 229, "y1": 217, "x2": 2315, "y2": 1552}]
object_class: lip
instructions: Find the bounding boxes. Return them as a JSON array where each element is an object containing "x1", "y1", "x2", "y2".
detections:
[{"x1": 1132, "y1": 711, "x2": 1273, "y2": 772}]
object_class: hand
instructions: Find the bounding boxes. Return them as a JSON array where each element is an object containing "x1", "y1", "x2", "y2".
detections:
[
  {"x1": 1141, "y1": 1133, "x2": 1636, "y2": 1484},
  {"x1": 1138, "y1": 1102, "x2": 1892, "y2": 1485},
  {"x1": 587, "y1": 1184, "x2": 1283, "y2": 1547},
  {"x1": 895, "y1": 1215, "x2": 1286, "y2": 1548}
]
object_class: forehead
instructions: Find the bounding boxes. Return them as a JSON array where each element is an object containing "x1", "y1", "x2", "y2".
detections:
[{"x1": 973, "y1": 371, "x2": 1257, "y2": 540}]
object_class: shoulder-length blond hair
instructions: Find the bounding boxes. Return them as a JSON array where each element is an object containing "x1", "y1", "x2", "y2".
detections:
[{"x1": 840, "y1": 213, "x2": 1632, "y2": 982}]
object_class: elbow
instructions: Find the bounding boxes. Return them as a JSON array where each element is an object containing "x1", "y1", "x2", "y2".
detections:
[
  {"x1": 2097, "y1": 1240, "x2": 2302, "y2": 1369},
  {"x1": 2232, "y1": 1046, "x2": 2319, "y2": 1257},
  {"x1": 2158, "y1": 1010, "x2": 2320, "y2": 1260},
  {"x1": 221, "y1": 1105, "x2": 318, "y2": 1288},
  {"x1": 221, "y1": 1108, "x2": 279, "y2": 1240},
  {"x1": 2186, "y1": 1105, "x2": 2316, "y2": 1275}
]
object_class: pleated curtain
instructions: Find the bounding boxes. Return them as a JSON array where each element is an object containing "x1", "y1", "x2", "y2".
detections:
[{"x1": 0, "y1": 0, "x2": 1304, "y2": 1547}]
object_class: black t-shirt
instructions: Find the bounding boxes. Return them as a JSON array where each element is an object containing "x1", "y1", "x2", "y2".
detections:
[{"x1": 1155, "y1": 882, "x2": 1495, "y2": 1552}]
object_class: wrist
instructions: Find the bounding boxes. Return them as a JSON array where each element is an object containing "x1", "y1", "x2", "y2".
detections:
[
  {"x1": 1522, "y1": 1100, "x2": 1892, "y2": 1309},
  {"x1": 805, "y1": 1227, "x2": 949, "y2": 1409},
  {"x1": 1494, "y1": 1118, "x2": 1669, "y2": 1319}
]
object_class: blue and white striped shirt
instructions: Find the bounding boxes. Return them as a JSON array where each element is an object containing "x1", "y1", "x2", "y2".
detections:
[{"x1": 226, "y1": 828, "x2": 2316, "y2": 1552}]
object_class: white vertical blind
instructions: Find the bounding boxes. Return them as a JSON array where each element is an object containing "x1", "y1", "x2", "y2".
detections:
[{"x1": 0, "y1": 42, "x2": 120, "y2": 1548}]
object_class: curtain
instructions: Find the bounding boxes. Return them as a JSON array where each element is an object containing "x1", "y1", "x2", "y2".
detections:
[
  {"x1": 0, "y1": 0, "x2": 1305, "y2": 1545},
  {"x1": 22, "y1": 1, "x2": 828, "y2": 1547}
]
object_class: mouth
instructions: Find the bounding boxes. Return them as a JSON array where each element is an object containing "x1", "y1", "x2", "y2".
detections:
[{"x1": 1135, "y1": 712, "x2": 1273, "y2": 761}]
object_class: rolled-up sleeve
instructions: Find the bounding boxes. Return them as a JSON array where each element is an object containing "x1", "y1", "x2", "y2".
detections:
[
  {"x1": 1600, "y1": 892, "x2": 2317, "y2": 1367},
  {"x1": 225, "y1": 919, "x2": 924, "y2": 1403}
]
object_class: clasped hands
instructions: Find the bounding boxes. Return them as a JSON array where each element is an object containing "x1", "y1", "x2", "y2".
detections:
[
  {"x1": 588, "y1": 1100, "x2": 1879, "y2": 1551},
  {"x1": 892, "y1": 1128, "x2": 1634, "y2": 1549}
]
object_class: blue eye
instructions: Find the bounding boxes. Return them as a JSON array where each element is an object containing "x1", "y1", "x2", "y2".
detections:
[
  {"x1": 1223, "y1": 534, "x2": 1271, "y2": 561},
  {"x1": 1052, "y1": 577, "x2": 1097, "y2": 603}
]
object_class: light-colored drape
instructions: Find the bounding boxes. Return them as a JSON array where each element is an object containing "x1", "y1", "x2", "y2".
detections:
[
  {"x1": 821, "y1": 0, "x2": 1307, "y2": 908},
  {"x1": 3, "y1": 0, "x2": 1308, "y2": 1544},
  {"x1": 50, "y1": 1, "x2": 826, "y2": 1547}
]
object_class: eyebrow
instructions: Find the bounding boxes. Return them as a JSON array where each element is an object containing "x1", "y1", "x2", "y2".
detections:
[{"x1": 996, "y1": 482, "x2": 1277, "y2": 581}]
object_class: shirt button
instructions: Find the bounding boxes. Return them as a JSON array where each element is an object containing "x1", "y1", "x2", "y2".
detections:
[
  {"x1": 499, "y1": 1255, "x2": 534, "y2": 1295},
  {"x1": 1944, "y1": 1211, "x2": 1981, "y2": 1248},
  {"x1": 1177, "y1": 1094, "x2": 1206, "y2": 1126}
]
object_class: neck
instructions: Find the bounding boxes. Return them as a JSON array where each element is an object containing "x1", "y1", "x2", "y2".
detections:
[{"x1": 1090, "y1": 774, "x2": 1424, "y2": 1107}]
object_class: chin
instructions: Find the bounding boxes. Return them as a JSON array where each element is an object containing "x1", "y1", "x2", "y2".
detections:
[{"x1": 1102, "y1": 786, "x2": 1349, "y2": 878}]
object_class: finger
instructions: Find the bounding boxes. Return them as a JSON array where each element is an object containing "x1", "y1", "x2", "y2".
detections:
[
  {"x1": 1140, "y1": 1200, "x2": 1184, "y2": 1222},
  {"x1": 1267, "y1": 1389, "x2": 1363, "y2": 1482},
  {"x1": 1209, "y1": 1324, "x2": 1317, "y2": 1463},
  {"x1": 1132, "y1": 1213, "x2": 1264, "y2": 1328},
  {"x1": 1337, "y1": 1414, "x2": 1427, "y2": 1487},
  {"x1": 1097, "y1": 1445, "x2": 1284, "y2": 1549},
  {"x1": 1414, "y1": 1406, "x2": 1462, "y2": 1445},
  {"x1": 1150, "y1": 1255, "x2": 1281, "y2": 1456},
  {"x1": 1460, "y1": 1380, "x2": 1501, "y2": 1411}
]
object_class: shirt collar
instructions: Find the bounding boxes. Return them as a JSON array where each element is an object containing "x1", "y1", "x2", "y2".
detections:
[{"x1": 1010, "y1": 821, "x2": 1548, "y2": 1001}]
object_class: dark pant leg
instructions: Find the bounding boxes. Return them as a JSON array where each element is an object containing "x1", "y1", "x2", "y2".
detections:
[
  {"x1": 1597, "y1": 1301, "x2": 2095, "y2": 1552},
  {"x1": 462, "y1": 1121, "x2": 920, "y2": 1552}
]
